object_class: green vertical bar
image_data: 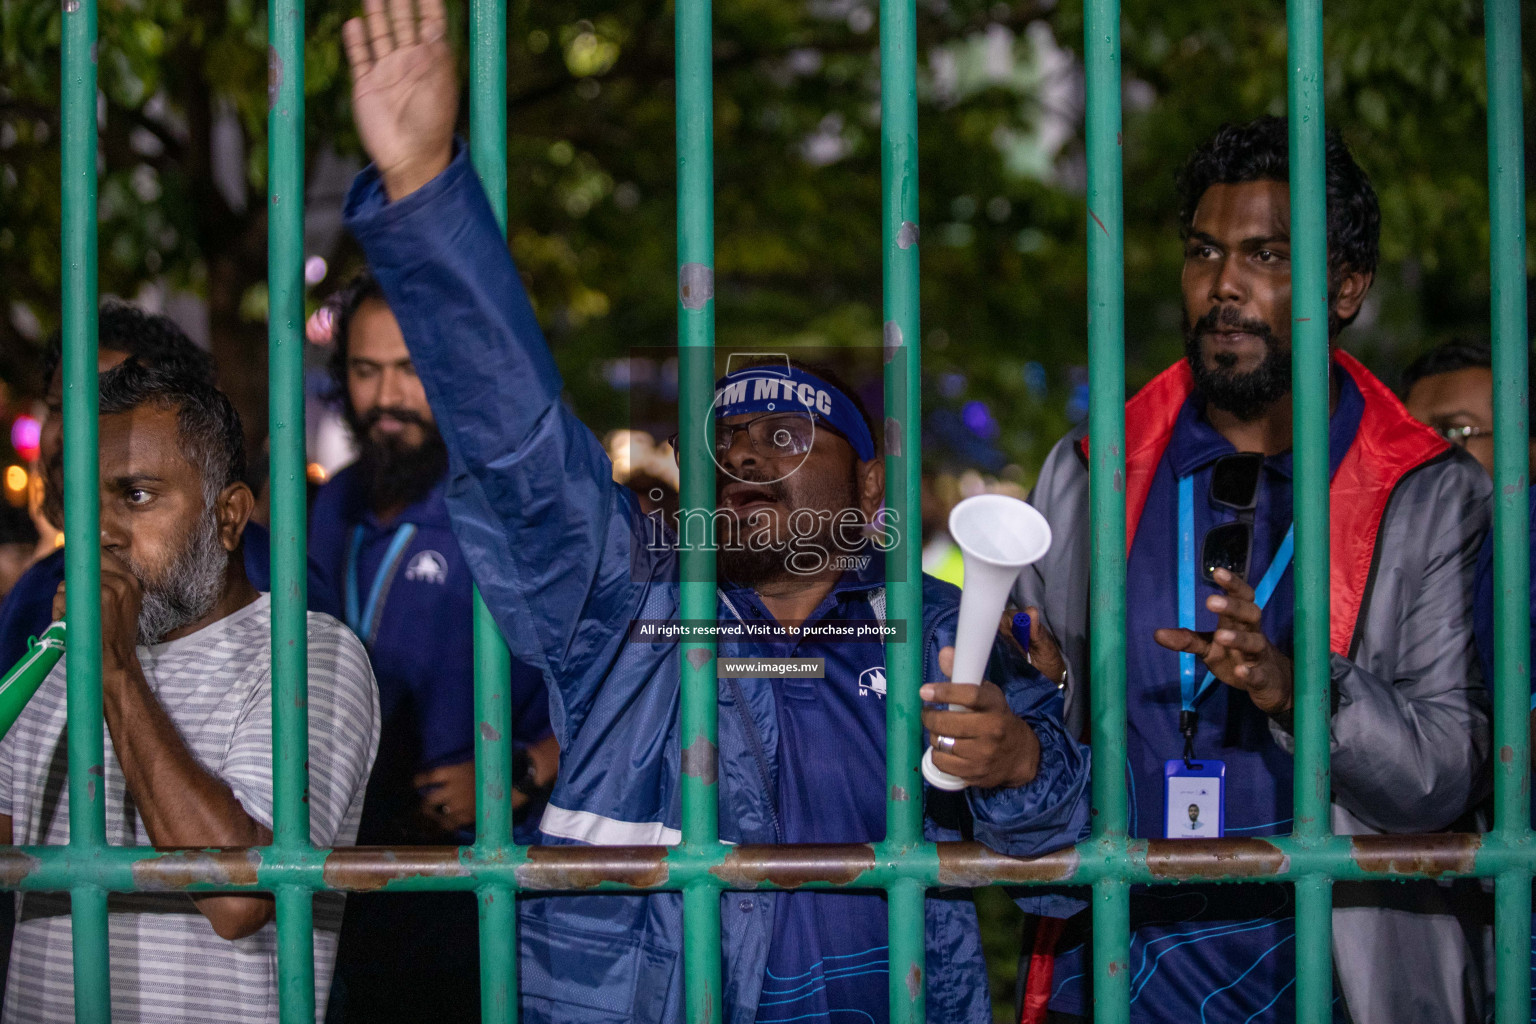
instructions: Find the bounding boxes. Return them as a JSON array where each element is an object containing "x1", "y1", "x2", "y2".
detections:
[
  {"x1": 878, "y1": 0, "x2": 924, "y2": 1012},
  {"x1": 1285, "y1": 0, "x2": 1331, "y2": 845},
  {"x1": 1090, "y1": 878, "x2": 1130, "y2": 1024},
  {"x1": 879, "y1": 0, "x2": 922, "y2": 858},
  {"x1": 267, "y1": 0, "x2": 313, "y2": 1017},
  {"x1": 61, "y1": 0, "x2": 111, "y2": 1018},
  {"x1": 469, "y1": 8, "x2": 512, "y2": 859},
  {"x1": 1293, "y1": 874, "x2": 1333, "y2": 1024},
  {"x1": 1084, "y1": 0, "x2": 1128, "y2": 1018},
  {"x1": 1495, "y1": 870, "x2": 1532, "y2": 1024},
  {"x1": 67, "y1": 887, "x2": 109, "y2": 1024},
  {"x1": 886, "y1": 880, "x2": 925, "y2": 1024},
  {"x1": 1485, "y1": 0, "x2": 1531, "y2": 1020},
  {"x1": 1286, "y1": 0, "x2": 1333, "y2": 1021},
  {"x1": 275, "y1": 888, "x2": 316, "y2": 1021},
  {"x1": 469, "y1": 0, "x2": 518, "y2": 1019},
  {"x1": 675, "y1": 0, "x2": 721, "y2": 1017},
  {"x1": 477, "y1": 884, "x2": 516, "y2": 1021},
  {"x1": 472, "y1": 597, "x2": 517, "y2": 1024}
]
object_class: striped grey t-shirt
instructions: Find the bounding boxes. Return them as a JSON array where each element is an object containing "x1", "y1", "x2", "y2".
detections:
[{"x1": 0, "y1": 594, "x2": 379, "y2": 1024}]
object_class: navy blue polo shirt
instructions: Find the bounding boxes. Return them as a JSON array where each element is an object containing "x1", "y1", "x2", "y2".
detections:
[
  {"x1": 313, "y1": 466, "x2": 555, "y2": 1024},
  {"x1": 308, "y1": 464, "x2": 551, "y2": 847},
  {"x1": 719, "y1": 554, "x2": 893, "y2": 1023},
  {"x1": 0, "y1": 521, "x2": 341, "y2": 671},
  {"x1": 1050, "y1": 374, "x2": 1362, "y2": 1023}
]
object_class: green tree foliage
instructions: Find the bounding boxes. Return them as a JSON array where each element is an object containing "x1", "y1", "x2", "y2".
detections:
[{"x1": 1, "y1": 0, "x2": 1530, "y2": 474}]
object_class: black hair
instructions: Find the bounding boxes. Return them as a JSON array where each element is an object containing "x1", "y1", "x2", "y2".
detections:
[
  {"x1": 1401, "y1": 339, "x2": 1493, "y2": 396},
  {"x1": 1177, "y1": 115, "x2": 1381, "y2": 297},
  {"x1": 97, "y1": 360, "x2": 247, "y2": 502},
  {"x1": 325, "y1": 269, "x2": 387, "y2": 407},
  {"x1": 41, "y1": 302, "x2": 216, "y2": 390},
  {"x1": 1399, "y1": 337, "x2": 1534, "y2": 438},
  {"x1": 729, "y1": 355, "x2": 881, "y2": 457}
]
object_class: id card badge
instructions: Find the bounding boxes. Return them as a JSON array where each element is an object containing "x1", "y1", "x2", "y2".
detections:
[{"x1": 1164, "y1": 759, "x2": 1225, "y2": 838}]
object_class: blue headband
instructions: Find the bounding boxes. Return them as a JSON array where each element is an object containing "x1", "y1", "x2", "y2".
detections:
[{"x1": 712, "y1": 365, "x2": 876, "y2": 461}]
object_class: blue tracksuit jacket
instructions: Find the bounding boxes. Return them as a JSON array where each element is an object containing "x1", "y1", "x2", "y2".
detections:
[{"x1": 343, "y1": 145, "x2": 1091, "y2": 1024}]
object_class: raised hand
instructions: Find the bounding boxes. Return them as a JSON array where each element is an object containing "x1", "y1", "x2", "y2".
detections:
[
  {"x1": 343, "y1": 0, "x2": 457, "y2": 201},
  {"x1": 1154, "y1": 567, "x2": 1294, "y2": 717}
]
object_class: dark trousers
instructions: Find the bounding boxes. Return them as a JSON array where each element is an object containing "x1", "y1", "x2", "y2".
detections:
[{"x1": 329, "y1": 891, "x2": 482, "y2": 1024}]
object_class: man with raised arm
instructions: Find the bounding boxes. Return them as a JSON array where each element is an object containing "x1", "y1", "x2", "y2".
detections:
[
  {"x1": 339, "y1": 2, "x2": 1090, "y2": 1020},
  {"x1": 1014, "y1": 118, "x2": 1491, "y2": 1023}
]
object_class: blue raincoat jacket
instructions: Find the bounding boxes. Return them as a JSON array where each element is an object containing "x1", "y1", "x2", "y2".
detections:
[{"x1": 343, "y1": 146, "x2": 1091, "y2": 1024}]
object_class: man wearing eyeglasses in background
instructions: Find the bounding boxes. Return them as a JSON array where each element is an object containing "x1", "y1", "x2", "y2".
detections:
[
  {"x1": 1402, "y1": 339, "x2": 1536, "y2": 479},
  {"x1": 1012, "y1": 117, "x2": 1492, "y2": 1024},
  {"x1": 1401, "y1": 341, "x2": 1536, "y2": 766},
  {"x1": 1404, "y1": 339, "x2": 1536, "y2": 1015}
]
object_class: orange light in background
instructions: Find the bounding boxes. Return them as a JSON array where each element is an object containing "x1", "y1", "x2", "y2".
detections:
[
  {"x1": 306, "y1": 462, "x2": 328, "y2": 484},
  {"x1": 3, "y1": 465, "x2": 26, "y2": 505}
]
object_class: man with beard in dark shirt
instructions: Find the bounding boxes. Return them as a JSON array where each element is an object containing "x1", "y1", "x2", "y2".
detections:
[{"x1": 309, "y1": 272, "x2": 557, "y2": 1024}]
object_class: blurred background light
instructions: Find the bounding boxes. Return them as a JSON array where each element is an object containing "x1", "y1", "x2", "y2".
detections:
[
  {"x1": 304, "y1": 255, "x2": 328, "y2": 286},
  {"x1": 10, "y1": 415, "x2": 40, "y2": 462}
]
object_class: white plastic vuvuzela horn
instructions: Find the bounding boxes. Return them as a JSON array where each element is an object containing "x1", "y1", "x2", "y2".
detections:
[{"x1": 922, "y1": 494, "x2": 1052, "y2": 792}]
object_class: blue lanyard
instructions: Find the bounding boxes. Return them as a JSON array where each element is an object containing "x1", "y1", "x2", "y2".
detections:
[
  {"x1": 1177, "y1": 473, "x2": 1295, "y2": 716},
  {"x1": 345, "y1": 522, "x2": 418, "y2": 643}
]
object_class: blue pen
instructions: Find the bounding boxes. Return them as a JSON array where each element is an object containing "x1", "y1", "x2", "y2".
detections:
[{"x1": 1010, "y1": 611, "x2": 1031, "y2": 654}]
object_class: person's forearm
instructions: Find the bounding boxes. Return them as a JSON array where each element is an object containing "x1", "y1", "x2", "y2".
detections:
[
  {"x1": 102, "y1": 662, "x2": 274, "y2": 939},
  {"x1": 102, "y1": 662, "x2": 270, "y2": 849},
  {"x1": 1309, "y1": 658, "x2": 1490, "y2": 832},
  {"x1": 965, "y1": 710, "x2": 1092, "y2": 858},
  {"x1": 345, "y1": 150, "x2": 660, "y2": 698}
]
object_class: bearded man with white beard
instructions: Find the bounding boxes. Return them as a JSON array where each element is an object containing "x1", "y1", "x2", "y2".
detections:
[{"x1": 0, "y1": 361, "x2": 380, "y2": 1024}]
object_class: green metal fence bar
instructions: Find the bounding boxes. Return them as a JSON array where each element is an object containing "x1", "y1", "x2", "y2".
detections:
[
  {"x1": 674, "y1": 0, "x2": 722, "y2": 1012},
  {"x1": 469, "y1": 0, "x2": 519, "y2": 1017},
  {"x1": 60, "y1": 0, "x2": 112, "y2": 1017},
  {"x1": 1495, "y1": 862, "x2": 1532, "y2": 1024},
  {"x1": 266, "y1": 0, "x2": 315, "y2": 1017},
  {"x1": 1083, "y1": 0, "x2": 1129, "y2": 1016},
  {"x1": 1485, "y1": 0, "x2": 1532, "y2": 1019},
  {"x1": 877, "y1": 0, "x2": 926, "y2": 1011},
  {"x1": 1284, "y1": 0, "x2": 1331, "y2": 850},
  {"x1": 1285, "y1": 0, "x2": 1335, "y2": 1021},
  {"x1": 471, "y1": 588, "x2": 517, "y2": 1024}
]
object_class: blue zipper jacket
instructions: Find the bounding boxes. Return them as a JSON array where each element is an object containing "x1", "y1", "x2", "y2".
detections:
[{"x1": 343, "y1": 146, "x2": 1092, "y2": 1024}]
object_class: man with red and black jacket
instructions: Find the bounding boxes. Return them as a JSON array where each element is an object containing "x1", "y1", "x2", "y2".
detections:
[{"x1": 1014, "y1": 117, "x2": 1491, "y2": 1024}]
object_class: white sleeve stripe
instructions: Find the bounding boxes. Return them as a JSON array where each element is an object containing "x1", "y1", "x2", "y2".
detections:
[{"x1": 539, "y1": 804, "x2": 682, "y2": 846}]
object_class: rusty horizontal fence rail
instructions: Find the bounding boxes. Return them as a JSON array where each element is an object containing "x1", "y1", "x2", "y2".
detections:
[{"x1": 0, "y1": 833, "x2": 1514, "y2": 894}]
